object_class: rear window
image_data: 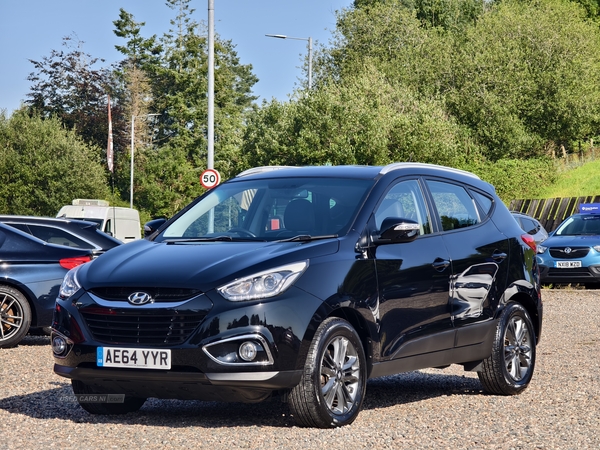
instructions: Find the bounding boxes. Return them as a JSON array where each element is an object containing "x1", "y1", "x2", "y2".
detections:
[{"x1": 10, "y1": 223, "x2": 95, "y2": 249}]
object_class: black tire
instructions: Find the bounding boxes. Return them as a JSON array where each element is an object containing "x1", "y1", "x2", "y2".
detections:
[
  {"x1": 289, "y1": 317, "x2": 367, "y2": 428},
  {"x1": 478, "y1": 303, "x2": 536, "y2": 395},
  {"x1": 71, "y1": 380, "x2": 146, "y2": 415},
  {"x1": 0, "y1": 285, "x2": 31, "y2": 348}
]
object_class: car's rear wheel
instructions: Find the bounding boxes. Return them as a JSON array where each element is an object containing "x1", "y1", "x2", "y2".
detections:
[
  {"x1": 0, "y1": 285, "x2": 31, "y2": 348},
  {"x1": 288, "y1": 317, "x2": 366, "y2": 428},
  {"x1": 71, "y1": 380, "x2": 146, "y2": 414},
  {"x1": 478, "y1": 303, "x2": 536, "y2": 395}
]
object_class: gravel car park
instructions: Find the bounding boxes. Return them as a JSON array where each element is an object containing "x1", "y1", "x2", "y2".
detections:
[{"x1": 0, "y1": 289, "x2": 598, "y2": 449}]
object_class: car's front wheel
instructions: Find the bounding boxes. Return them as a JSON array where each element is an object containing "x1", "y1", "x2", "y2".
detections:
[
  {"x1": 478, "y1": 302, "x2": 536, "y2": 395},
  {"x1": 0, "y1": 285, "x2": 31, "y2": 348},
  {"x1": 71, "y1": 380, "x2": 146, "y2": 414},
  {"x1": 289, "y1": 317, "x2": 366, "y2": 428}
]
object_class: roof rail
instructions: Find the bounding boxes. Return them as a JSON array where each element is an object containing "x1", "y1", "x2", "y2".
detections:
[
  {"x1": 380, "y1": 162, "x2": 480, "y2": 179},
  {"x1": 236, "y1": 166, "x2": 297, "y2": 177}
]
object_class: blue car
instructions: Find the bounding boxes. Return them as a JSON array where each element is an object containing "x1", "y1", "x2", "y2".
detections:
[{"x1": 537, "y1": 204, "x2": 600, "y2": 286}]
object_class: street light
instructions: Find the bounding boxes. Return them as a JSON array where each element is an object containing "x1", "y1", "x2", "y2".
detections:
[
  {"x1": 130, "y1": 113, "x2": 159, "y2": 209},
  {"x1": 265, "y1": 34, "x2": 313, "y2": 89}
]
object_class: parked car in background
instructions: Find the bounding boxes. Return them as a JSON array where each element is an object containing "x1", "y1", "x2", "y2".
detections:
[
  {"x1": 537, "y1": 204, "x2": 600, "y2": 287},
  {"x1": 0, "y1": 223, "x2": 93, "y2": 348},
  {"x1": 52, "y1": 163, "x2": 542, "y2": 428},
  {"x1": 0, "y1": 216, "x2": 122, "y2": 257},
  {"x1": 511, "y1": 211, "x2": 548, "y2": 246}
]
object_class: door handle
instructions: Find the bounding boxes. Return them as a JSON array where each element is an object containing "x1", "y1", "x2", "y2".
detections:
[
  {"x1": 492, "y1": 251, "x2": 507, "y2": 263},
  {"x1": 432, "y1": 258, "x2": 450, "y2": 272}
]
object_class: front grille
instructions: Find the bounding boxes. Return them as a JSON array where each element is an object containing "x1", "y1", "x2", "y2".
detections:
[
  {"x1": 80, "y1": 307, "x2": 205, "y2": 345},
  {"x1": 549, "y1": 247, "x2": 589, "y2": 259},
  {"x1": 90, "y1": 287, "x2": 201, "y2": 302}
]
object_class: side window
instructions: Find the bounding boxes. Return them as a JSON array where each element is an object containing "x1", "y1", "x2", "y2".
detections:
[
  {"x1": 470, "y1": 190, "x2": 494, "y2": 218},
  {"x1": 374, "y1": 179, "x2": 431, "y2": 235},
  {"x1": 27, "y1": 225, "x2": 92, "y2": 249},
  {"x1": 427, "y1": 180, "x2": 481, "y2": 231},
  {"x1": 521, "y1": 218, "x2": 540, "y2": 235}
]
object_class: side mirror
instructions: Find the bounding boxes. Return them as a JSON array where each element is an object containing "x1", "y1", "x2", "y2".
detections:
[
  {"x1": 144, "y1": 218, "x2": 168, "y2": 238},
  {"x1": 377, "y1": 218, "x2": 420, "y2": 244}
]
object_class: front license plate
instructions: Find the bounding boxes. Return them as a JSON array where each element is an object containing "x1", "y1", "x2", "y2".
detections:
[
  {"x1": 555, "y1": 261, "x2": 582, "y2": 268},
  {"x1": 97, "y1": 347, "x2": 171, "y2": 370}
]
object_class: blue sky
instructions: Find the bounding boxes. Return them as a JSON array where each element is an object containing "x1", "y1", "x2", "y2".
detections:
[{"x1": 0, "y1": 0, "x2": 352, "y2": 114}]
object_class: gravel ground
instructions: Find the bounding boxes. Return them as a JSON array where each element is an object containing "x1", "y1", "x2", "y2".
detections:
[{"x1": 1, "y1": 289, "x2": 599, "y2": 450}]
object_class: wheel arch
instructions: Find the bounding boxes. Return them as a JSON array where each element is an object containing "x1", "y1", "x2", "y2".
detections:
[
  {"x1": 502, "y1": 289, "x2": 541, "y2": 343},
  {"x1": 327, "y1": 307, "x2": 376, "y2": 376}
]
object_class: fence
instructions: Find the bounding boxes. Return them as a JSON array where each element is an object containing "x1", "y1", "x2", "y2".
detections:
[{"x1": 508, "y1": 196, "x2": 600, "y2": 232}]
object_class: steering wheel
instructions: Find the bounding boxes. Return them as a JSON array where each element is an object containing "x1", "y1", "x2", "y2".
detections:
[{"x1": 228, "y1": 227, "x2": 257, "y2": 238}]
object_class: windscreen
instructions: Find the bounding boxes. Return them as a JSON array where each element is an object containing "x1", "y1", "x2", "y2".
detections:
[
  {"x1": 555, "y1": 215, "x2": 600, "y2": 236},
  {"x1": 158, "y1": 177, "x2": 373, "y2": 241}
]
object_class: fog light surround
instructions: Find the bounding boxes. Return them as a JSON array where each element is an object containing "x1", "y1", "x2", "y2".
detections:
[{"x1": 203, "y1": 334, "x2": 274, "y2": 366}]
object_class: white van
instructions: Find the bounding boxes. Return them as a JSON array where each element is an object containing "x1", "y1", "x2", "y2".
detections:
[{"x1": 57, "y1": 199, "x2": 141, "y2": 243}]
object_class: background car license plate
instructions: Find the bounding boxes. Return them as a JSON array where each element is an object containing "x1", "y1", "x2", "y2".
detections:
[
  {"x1": 556, "y1": 261, "x2": 582, "y2": 268},
  {"x1": 97, "y1": 347, "x2": 171, "y2": 369}
]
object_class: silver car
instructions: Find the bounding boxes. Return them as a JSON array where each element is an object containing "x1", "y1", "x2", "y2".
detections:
[{"x1": 511, "y1": 211, "x2": 548, "y2": 246}]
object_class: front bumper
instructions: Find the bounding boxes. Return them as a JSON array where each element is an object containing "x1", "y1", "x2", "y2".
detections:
[
  {"x1": 53, "y1": 364, "x2": 302, "y2": 402},
  {"x1": 52, "y1": 287, "x2": 322, "y2": 401},
  {"x1": 538, "y1": 263, "x2": 600, "y2": 284}
]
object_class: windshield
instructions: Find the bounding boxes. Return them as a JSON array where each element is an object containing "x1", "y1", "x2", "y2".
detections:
[
  {"x1": 554, "y1": 215, "x2": 600, "y2": 236},
  {"x1": 157, "y1": 177, "x2": 374, "y2": 242}
]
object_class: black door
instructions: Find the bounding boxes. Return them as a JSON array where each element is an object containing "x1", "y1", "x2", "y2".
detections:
[{"x1": 373, "y1": 179, "x2": 454, "y2": 361}]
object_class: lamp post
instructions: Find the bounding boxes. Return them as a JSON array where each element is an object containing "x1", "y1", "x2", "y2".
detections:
[
  {"x1": 265, "y1": 34, "x2": 313, "y2": 89},
  {"x1": 130, "y1": 113, "x2": 159, "y2": 209}
]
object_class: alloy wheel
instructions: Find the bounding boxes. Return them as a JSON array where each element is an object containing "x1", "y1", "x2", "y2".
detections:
[
  {"x1": 320, "y1": 336, "x2": 361, "y2": 415},
  {"x1": 0, "y1": 292, "x2": 25, "y2": 341},
  {"x1": 503, "y1": 315, "x2": 533, "y2": 382}
]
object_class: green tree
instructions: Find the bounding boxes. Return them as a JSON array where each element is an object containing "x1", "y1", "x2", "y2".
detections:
[
  {"x1": 447, "y1": 0, "x2": 600, "y2": 159},
  {"x1": 318, "y1": 2, "x2": 453, "y2": 99},
  {"x1": 113, "y1": 0, "x2": 258, "y2": 216},
  {"x1": 0, "y1": 110, "x2": 109, "y2": 215},
  {"x1": 25, "y1": 35, "x2": 124, "y2": 165},
  {"x1": 242, "y1": 67, "x2": 481, "y2": 169}
]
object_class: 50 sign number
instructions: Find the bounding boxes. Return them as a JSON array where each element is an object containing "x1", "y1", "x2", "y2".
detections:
[{"x1": 200, "y1": 169, "x2": 221, "y2": 189}]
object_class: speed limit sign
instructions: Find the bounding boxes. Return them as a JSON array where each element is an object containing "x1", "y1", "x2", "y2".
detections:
[{"x1": 200, "y1": 169, "x2": 221, "y2": 189}]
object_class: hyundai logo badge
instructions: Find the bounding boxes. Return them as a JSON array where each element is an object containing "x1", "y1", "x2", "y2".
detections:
[{"x1": 127, "y1": 292, "x2": 154, "y2": 305}]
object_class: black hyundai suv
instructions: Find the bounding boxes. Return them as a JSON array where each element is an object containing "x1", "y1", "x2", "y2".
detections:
[{"x1": 52, "y1": 163, "x2": 542, "y2": 428}]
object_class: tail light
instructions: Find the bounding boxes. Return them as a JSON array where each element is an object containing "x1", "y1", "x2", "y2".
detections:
[
  {"x1": 59, "y1": 255, "x2": 92, "y2": 270},
  {"x1": 521, "y1": 234, "x2": 536, "y2": 252}
]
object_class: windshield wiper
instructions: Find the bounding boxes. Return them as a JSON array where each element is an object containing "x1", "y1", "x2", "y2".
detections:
[
  {"x1": 278, "y1": 234, "x2": 338, "y2": 242},
  {"x1": 165, "y1": 236, "x2": 233, "y2": 244},
  {"x1": 165, "y1": 236, "x2": 268, "y2": 244}
]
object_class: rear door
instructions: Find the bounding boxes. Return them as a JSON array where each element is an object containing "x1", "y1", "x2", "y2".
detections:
[{"x1": 424, "y1": 179, "x2": 509, "y2": 346}]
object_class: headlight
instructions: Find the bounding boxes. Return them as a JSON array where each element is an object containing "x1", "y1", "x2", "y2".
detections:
[
  {"x1": 217, "y1": 261, "x2": 308, "y2": 301},
  {"x1": 59, "y1": 265, "x2": 83, "y2": 299},
  {"x1": 537, "y1": 245, "x2": 547, "y2": 254},
  {"x1": 594, "y1": 245, "x2": 600, "y2": 253}
]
